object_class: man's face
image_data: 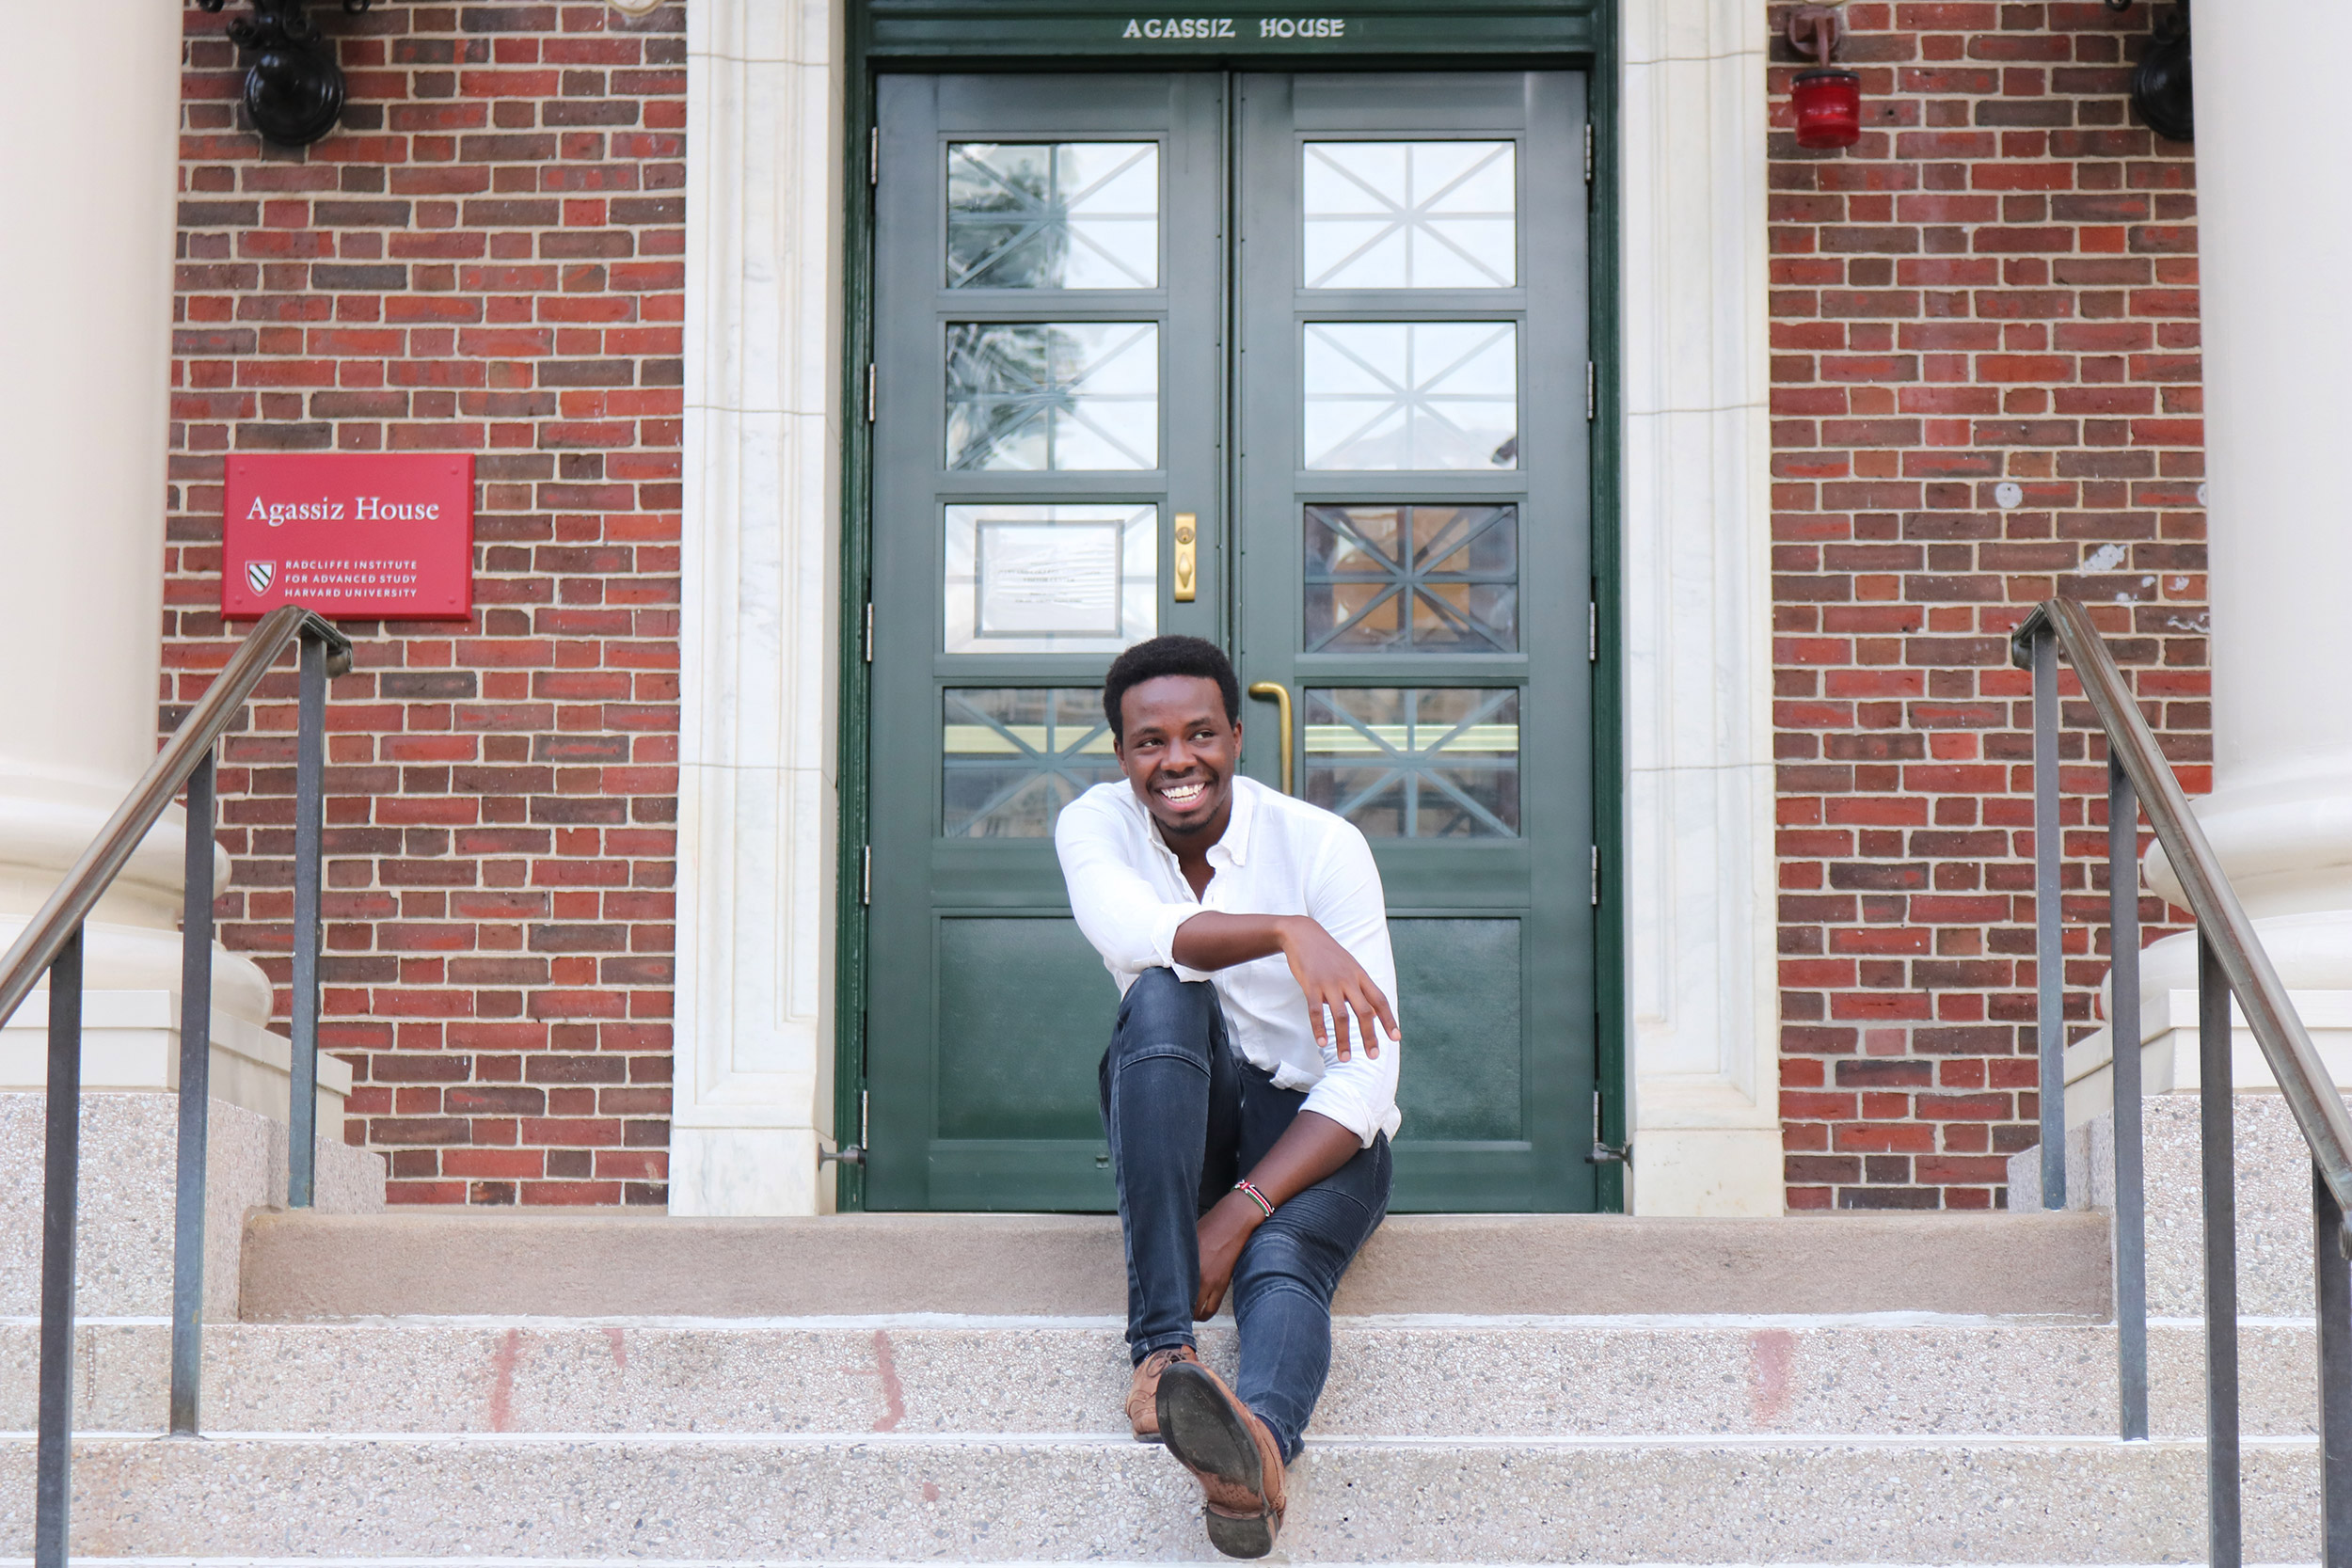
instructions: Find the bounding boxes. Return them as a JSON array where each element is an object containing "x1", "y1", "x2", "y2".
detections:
[{"x1": 1114, "y1": 674, "x2": 1241, "y2": 839}]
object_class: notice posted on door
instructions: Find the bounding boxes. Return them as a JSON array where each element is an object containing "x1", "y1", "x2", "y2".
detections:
[{"x1": 220, "y1": 452, "x2": 474, "y2": 621}]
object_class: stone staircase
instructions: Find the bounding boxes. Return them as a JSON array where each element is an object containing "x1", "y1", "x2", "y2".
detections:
[
  {"x1": 0, "y1": 1101, "x2": 2333, "y2": 1562},
  {"x1": 0, "y1": 1311, "x2": 2328, "y2": 1560}
]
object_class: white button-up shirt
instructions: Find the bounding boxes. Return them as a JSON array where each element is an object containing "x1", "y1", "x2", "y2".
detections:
[{"x1": 1055, "y1": 774, "x2": 1402, "y2": 1147}]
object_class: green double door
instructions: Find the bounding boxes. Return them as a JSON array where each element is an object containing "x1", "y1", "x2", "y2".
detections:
[{"x1": 864, "y1": 70, "x2": 1595, "y2": 1212}]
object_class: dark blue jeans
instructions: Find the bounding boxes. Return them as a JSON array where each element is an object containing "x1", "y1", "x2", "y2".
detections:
[{"x1": 1098, "y1": 966, "x2": 1392, "y2": 1463}]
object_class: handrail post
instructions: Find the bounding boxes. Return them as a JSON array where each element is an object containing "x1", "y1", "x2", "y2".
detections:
[
  {"x1": 2108, "y1": 753, "x2": 2148, "y2": 1440},
  {"x1": 288, "y1": 631, "x2": 327, "y2": 1207},
  {"x1": 2318, "y1": 1164, "x2": 2352, "y2": 1566},
  {"x1": 169, "y1": 751, "x2": 216, "y2": 1436},
  {"x1": 2198, "y1": 933, "x2": 2241, "y2": 1567},
  {"x1": 34, "y1": 926, "x2": 84, "y2": 1568},
  {"x1": 2031, "y1": 624, "x2": 2065, "y2": 1208}
]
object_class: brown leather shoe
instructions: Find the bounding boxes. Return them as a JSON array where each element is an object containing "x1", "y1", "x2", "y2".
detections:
[
  {"x1": 1154, "y1": 1359, "x2": 1287, "y2": 1559},
  {"x1": 1124, "y1": 1344, "x2": 1198, "y2": 1442}
]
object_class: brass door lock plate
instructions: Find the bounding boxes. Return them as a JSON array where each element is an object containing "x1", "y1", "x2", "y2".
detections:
[{"x1": 1173, "y1": 513, "x2": 1198, "y2": 602}]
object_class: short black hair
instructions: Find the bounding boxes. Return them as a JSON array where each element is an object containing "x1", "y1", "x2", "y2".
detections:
[{"x1": 1103, "y1": 635, "x2": 1241, "y2": 742}]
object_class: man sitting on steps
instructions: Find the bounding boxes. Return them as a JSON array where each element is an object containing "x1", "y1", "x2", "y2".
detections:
[{"x1": 1055, "y1": 634, "x2": 1402, "y2": 1560}]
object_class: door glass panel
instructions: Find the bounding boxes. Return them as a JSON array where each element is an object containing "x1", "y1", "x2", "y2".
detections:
[
  {"x1": 1302, "y1": 141, "x2": 1517, "y2": 290},
  {"x1": 1304, "y1": 687, "x2": 1520, "y2": 838},
  {"x1": 1391, "y1": 918, "x2": 1524, "y2": 1140},
  {"x1": 937, "y1": 917, "x2": 1117, "y2": 1140},
  {"x1": 1301, "y1": 322, "x2": 1517, "y2": 470},
  {"x1": 946, "y1": 322, "x2": 1160, "y2": 470},
  {"x1": 1304, "y1": 502, "x2": 1518, "y2": 653},
  {"x1": 948, "y1": 142, "x2": 1160, "y2": 290},
  {"x1": 943, "y1": 688, "x2": 1120, "y2": 838},
  {"x1": 946, "y1": 504, "x2": 1157, "y2": 654}
]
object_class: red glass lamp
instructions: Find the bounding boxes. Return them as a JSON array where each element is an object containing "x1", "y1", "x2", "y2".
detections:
[
  {"x1": 1786, "y1": 7, "x2": 1862, "y2": 151},
  {"x1": 1792, "y1": 69, "x2": 1863, "y2": 149}
]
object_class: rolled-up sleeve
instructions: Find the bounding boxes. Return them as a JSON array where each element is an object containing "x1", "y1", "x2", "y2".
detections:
[
  {"x1": 1055, "y1": 791, "x2": 1210, "y2": 982},
  {"x1": 1295, "y1": 825, "x2": 1403, "y2": 1147}
]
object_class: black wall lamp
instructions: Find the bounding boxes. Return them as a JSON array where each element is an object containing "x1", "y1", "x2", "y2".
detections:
[
  {"x1": 2106, "y1": 0, "x2": 2192, "y2": 143},
  {"x1": 194, "y1": 0, "x2": 377, "y2": 149}
]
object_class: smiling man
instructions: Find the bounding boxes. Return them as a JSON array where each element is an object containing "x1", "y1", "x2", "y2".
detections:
[{"x1": 1054, "y1": 634, "x2": 1401, "y2": 1560}]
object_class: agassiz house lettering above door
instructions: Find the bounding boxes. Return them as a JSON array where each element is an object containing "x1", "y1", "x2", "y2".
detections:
[{"x1": 1115, "y1": 18, "x2": 1354, "y2": 40}]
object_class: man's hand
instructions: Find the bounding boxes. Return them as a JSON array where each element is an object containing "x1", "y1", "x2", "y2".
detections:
[
  {"x1": 1192, "y1": 1109, "x2": 1367, "y2": 1319},
  {"x1": 1274, "y1": 917, "x2": 1398, "y2": 1063},
  {"x1": 1168, "y1": 911, "x2": 1400, "y2": 1062},
  {"x1": 1194, "y1": 1191, "x2": 1259, "y2": 1319}
]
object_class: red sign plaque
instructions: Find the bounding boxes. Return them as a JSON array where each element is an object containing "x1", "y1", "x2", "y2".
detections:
[{"x1": 221, "y1": 452, "x2": 475, "y2": 621}]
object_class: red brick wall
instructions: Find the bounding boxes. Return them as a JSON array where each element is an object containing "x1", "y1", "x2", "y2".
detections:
[
  {"x1": 1769, "y1": 1, "x2": 2206, "y2": 1210},
  {"x1": 168, "y1": 0, "x2": 686, "y2": 1205}
]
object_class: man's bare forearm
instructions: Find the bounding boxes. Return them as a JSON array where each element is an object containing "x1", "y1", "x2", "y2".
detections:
[
  {"x1": 1193, "y1": 1108, "x2": 1364, "y2": 1319},
  {"x1": 1243, "y1": 1108, "x2": 1361, "y2": 1205},
  {"x1": 1169, "y1": 910, "x2": 1395, "y2": 1063},
  {"x1": 1168, "y1": 910, "x2": 1302, "y2": 972}
]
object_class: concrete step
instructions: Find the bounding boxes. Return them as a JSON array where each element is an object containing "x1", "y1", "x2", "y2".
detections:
[
  {"x1": 238, "y1": 1211, "x2": 2113, "y2": 1321},
  {"x1": 0, "y1": 1562, "x2": 2298, "y2": 1568},
  {"x1": 0, "y1": 1430, "x2": 2322, "y2": 1561},
  {"x1": 4, "y1": 1314, "x2": 2319, "y2": 1440}
]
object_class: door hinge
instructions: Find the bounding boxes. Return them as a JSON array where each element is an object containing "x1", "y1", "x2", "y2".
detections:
[
  {"x1": 1585, "y1": 361, "x2": 1597, "y2": 421},
  {"x1": 1590, "y1": 845, "x2": 1600, "y2": 907},
  {"x1": 868, "y1": 125, "x2": 879, "y2": 186},
  {"x1": 861, "y1": 845, "x2": 872, "y2": 906},
  {"x1": 1585, "y1": 1087, "x2": 1630, "y2": 1165},
  {"x1": 1583, "y1": 121, "x2": 1595, "y2": 185},
  {"x1": 862, "y1": 600, "x2": 873, "y2": 664},
  {"x1": 866, "y1": 363, "x2": 877, "y2": 423},
  {"x1": 1588, "y1": 602, "x2": 1597, "y2": 663}
]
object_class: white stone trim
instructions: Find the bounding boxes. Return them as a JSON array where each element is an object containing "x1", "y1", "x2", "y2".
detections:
[
  {"x1": 1617, "y1": 0, "x2": 1783, "y2": 1214},
  {"x1": 672, "y1": 0, "x2": 844, "y2": 1215},
  {"x1": 2060, "y1": 986, "x2": 2352, "y2": 1129},
  {"x1": 0, "y1": 989, "x2": 352, "y2": 1128}
]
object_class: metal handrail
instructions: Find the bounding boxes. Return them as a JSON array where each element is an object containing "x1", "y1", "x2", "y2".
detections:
[
  {"x1": 2011, "y1": 599, "x2": 2352, "y2": 1221},
  {"x1": 0, "y1": 605, "x2": 350, "y2": 1022},
  {"x1": 8, "y1": 603, "x2": 350, "y2": 1568},
  {"x1": 2012, "y1": 596, "x2": 2352, "y2": 1567}
]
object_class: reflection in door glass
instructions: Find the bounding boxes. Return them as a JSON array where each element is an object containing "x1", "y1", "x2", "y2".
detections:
[
  {"x1": 948, "y1": 143, "x2": 1160, "y2": 290},
  {"x1": 945, "y1": 504, "x2": 1158, "y2": 654},
  {"x1": 1302, "y1": 141, "x2": 1516, "y2": 290},
  {"x1": 1305, "y1": 687, "x2": 1520, "y2": 838},
  {"x1": 1304, "y1": 503, "x2": 1518, "y2": 653},
  {"x1": 943, "y1": 688, "x2": 1121, "y2": 838},
  {"x1": 946, "y1": 322, "x2": 1160, "y2": 470},
  {"x1": 1301, "y1": 322, "x2": 1517, "y2": 470}
]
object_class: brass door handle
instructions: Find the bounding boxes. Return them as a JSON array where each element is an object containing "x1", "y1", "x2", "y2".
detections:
[
  {"x1": 1173, "y1": 513, "x2": 1198, "y2": 602},
  {"x1": 1247, "y1": 680, "x2": 1294, "y2": 796}
]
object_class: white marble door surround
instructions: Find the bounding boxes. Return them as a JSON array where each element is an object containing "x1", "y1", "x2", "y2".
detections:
[
  {"x1": 673, "y1": 0, "x2": 845, "y2": 1215},
  {"x1": 672, "y1": 0, "x2": 1782, "y2": 1215},
  {"x1": 1616, "y1": 0, "x2": 1781, "y2": 1214}
]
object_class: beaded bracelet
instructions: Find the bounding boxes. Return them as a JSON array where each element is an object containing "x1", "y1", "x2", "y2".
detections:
[{"x1": 1233, "y1": 1179, "x2": 1276, "y2": 1218}]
